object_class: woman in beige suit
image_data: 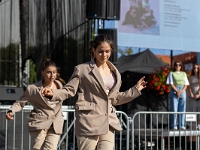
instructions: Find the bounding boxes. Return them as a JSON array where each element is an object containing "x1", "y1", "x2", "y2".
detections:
[
  {"x1": 6, "y1": 58, "x2": 66, "y2": 150},
  {"x1": 42, "y1": 34, "x2": 147, "y2": 150}
]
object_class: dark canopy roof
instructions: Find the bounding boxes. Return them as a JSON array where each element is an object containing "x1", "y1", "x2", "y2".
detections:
[{"x1": 116, "y1": 49, "x2": 168, "y2": 74}]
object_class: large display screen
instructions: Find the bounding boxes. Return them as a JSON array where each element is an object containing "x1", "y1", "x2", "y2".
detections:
[{"x1": 115, "y1": 0, "x2": 200, "y2": 52}]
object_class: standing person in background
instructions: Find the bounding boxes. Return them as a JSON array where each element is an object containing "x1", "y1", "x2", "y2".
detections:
[
  {"x1": 42, "y1": 34, "x2": 147, "y2": 150},
  {"x1": 188, "y1": 63, "x2": 200, "y2": 129},
  {"x1": 6, "y1": 58, "x2": 66, "y2": 150},
  {"x1": 166, "y1": 60, "x2": 189, "y2": 130}
]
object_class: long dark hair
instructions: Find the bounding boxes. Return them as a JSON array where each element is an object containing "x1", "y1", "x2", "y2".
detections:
[
  {"x1": 190, "y1": 63, "x2": 200, "y2": 86},
  {"x1": 191, "y1": 63, "x2": 199, "y2": 76},
  {"x1": 173, "y1": 60, "x2": 183, "y2": 71},
  {"x1": 56, "y1": 72, "x2": 66, "y2": 85}
]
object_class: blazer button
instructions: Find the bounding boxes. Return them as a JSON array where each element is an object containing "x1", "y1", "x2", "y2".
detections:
[{"x1": 105, "y1": 114, "x2": 107, "y2": 116}]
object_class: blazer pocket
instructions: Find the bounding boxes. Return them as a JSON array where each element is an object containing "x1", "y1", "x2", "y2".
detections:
[{"x1": 76, "y1": 102, "x2": 95, "y2": 110}]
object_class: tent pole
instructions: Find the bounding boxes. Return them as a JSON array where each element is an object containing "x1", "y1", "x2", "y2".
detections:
[{"x1": 170, "y1": 50, "x2": 173, "y2": 70}]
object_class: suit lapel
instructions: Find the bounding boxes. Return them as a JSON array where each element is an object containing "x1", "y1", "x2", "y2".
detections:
[
  {"x1": 107, "y1": 61, "x2": 121, "y2": 96},
  {"x1": 90, "y1": 60, "x2": 107, "y2": 96},
  {"x1": 89, "y1": 59, "x2": 121, "y2": 97}
]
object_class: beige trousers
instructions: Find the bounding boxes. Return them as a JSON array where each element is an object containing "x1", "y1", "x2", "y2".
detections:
[
  {"x1": 76, "y1": 127, "x2": 115, "y2": 150},
  {"x1": 29, "y1": 125, "x2": 60, "y2": 150}
]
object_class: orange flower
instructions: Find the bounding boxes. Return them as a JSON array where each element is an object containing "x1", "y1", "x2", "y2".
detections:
[
  {"x1": 165, "y1": 89, "x2": 170, "y2": 93},
  {"x1": 155, "y1": 77, "x2": 160, "y2": 82},
  {"x1": 163, "y1": 67, "x2": 168, "y2": 71},
  {"x1": 161, "y1": 85, "x2": 166, "y2": 88},
  {"x1": 155, "y1": 86, "x2": 160, "y2": 91}
]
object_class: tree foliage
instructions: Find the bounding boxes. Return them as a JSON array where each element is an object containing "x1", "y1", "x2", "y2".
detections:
[
  {"x1": 118, "y1": 47, "x2": 134, "y2": 56},
  {"x1": 0, "y1": 43, "x2": 20, "y2": 86}
]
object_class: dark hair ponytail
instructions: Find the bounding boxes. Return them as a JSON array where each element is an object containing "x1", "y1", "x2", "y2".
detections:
[
  {"x1": 56, "y1": 73, "x2": 66, "y2": 85},
  {"x1": 41, "y1": 58, "x2": 57, "y2": 71}
]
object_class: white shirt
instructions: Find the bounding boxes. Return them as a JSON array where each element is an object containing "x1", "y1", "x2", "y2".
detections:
[{"x1": 166, "y1": 71, "x2": 189, "y2": 85}]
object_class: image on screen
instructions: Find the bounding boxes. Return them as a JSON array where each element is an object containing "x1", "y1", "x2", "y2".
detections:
[{"x1": 120, "y1": 0, "x2": 159, "y2": 35}]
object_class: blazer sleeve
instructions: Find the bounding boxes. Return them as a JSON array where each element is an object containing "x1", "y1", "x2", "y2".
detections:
[
  {"x1": 51, "y1": 66, "x2": 79, "y2": 101},
  {"x1": 9, "y1": 87, "x2": 30, "y2": 114},
  {"x1": 112, "y1": 86, "x2": 141, "y2": 106}
]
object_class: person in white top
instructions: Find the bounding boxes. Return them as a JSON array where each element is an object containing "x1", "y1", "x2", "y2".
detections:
[{"x1": 166, "y1": 60, "x2": 189, "y2": 130}]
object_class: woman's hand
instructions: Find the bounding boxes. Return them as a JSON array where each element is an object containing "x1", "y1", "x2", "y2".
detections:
[
  {"x1": 6, "y1": 111, "x2": 14, "y2": 120},
  {"x1": 41, "y1": 87, "x2": 53, "y2": 97},
  {"x1": 194, "y1": 94, "x2": 200, "y2": 100},
  {"x1": 190, "y1": 93, "x2": 194, "y2": 98},
  {"x1": 135, "y1": 76, "x2": 147, "y2": 92},
  {"x1": 176, "y1": 91, "x2": 181, "y2": 98}
]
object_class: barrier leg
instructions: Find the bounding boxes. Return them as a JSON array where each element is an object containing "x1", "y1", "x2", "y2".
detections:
[{"x1": 161, "y1": 137, "x2": 165, "y2": 150}]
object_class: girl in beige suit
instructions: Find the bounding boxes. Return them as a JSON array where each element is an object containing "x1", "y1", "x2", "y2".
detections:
[
  {"x1": 42, "y1": 34, "x2": 147, "y2": 150},
  {"x1": 6, "y1": 58, "x2": 66, "y2": 150}
]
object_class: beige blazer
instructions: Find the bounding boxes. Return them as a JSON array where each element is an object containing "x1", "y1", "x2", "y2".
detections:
[
  {"x1": 52, "y1": 59, "x2": 141, "y2": 136},
  {"x1": 9, "y1": 80, "x2": 64, "y2": 134}
]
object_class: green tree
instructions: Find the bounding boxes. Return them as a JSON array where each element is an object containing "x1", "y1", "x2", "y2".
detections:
[
  {"x1": 0, "y1": 43, "x2": 20, "y2": 86},
  {"x1": 118, "y1": 47, "x2": 134, "y2": 56},
  {"x1": 125, "y1": 47, "x2": 133, "y2": 55},
  {"x1": 29, "y1": 59, "x2": 37, "y2": 84}
]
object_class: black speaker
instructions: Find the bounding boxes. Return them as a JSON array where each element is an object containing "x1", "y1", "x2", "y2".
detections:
[
  {"x1": 106, "y1": 0, "x2": 121, "y2": 20},
  {"x1": 86, "y1": 0, "x2": 106, "y2": 19},
  {"x1": 86, "y1": 0, "x2": 121, "y2": 20},
  {"x1": 98, "y1": 28, "x2": 118, "y2": 63}
]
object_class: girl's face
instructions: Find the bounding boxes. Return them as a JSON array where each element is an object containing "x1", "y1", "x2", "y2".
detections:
[
  {"x1": 174, "y1": 62, "x2": 182, "y2": 71},
  {"x1": 193, "y1": 65, "x2": 199, "y2": 74},
  {"x1": 93, "y1": 42, "x2": 111, "y2": 65},
  {"x1": 41, "y1": 66, "x2": 57, "y2": 83}
]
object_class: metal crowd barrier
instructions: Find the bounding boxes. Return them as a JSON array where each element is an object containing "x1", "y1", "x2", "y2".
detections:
[
  {"x1": 3, "y1": 105, "x2": 199, "y2": 150},
  {"x1": 0, "y1": 106, "x2": 131, "y2": 150},
  {"x1": 131, "y1": 111, "x2": 200, "y2": 150}
]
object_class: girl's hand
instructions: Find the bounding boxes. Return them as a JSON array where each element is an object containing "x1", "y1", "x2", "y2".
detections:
[
  {"x1": 176, "y1": 91, "x2": 181, "y2": 98},
  {"x1": 41, "y1": 88, "x2": 53, "y2": 97},
  {"x1": 190, "y1": 93, "x2": 194, "y2": 98},
  {"x1": 194, "y1": 94, "x2": 200, "y2": 100},
  {"x1": 6, "y1": 111, "x2": 14, "y2": 120},
  {"x1": 135, "y1": 76, "x2": 147, "y2": 92}
]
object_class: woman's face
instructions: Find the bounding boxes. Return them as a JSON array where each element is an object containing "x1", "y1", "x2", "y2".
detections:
[
  {"x1": 93, "y1": 42, "x2": 111, "y2": 65},
  {"x1": 193, "y1": 65, "x2": 199, "y2": 74},
  {"x1": 174, "y1": 62, "x2": 182, "y2": 71},
  {"x1": 41, "y1": 66, "x2": 57, "y2": 83}
]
